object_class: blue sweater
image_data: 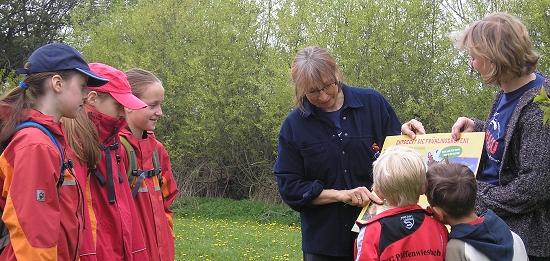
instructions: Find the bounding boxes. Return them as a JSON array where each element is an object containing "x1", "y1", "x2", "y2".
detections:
[{"x1": 273, "y1": 85, "x2": 401, "y2": 256}]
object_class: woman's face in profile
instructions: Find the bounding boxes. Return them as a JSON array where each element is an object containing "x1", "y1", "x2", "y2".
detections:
[{"x1": 469, "y1": 54, "x2": 494, "y2": 82}]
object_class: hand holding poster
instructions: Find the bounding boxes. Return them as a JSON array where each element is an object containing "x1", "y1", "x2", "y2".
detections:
[{"x1": 352, "y1": 132, "x2": 485, "y2": 232}]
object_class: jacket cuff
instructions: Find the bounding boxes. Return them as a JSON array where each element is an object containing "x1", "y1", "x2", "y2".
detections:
[
  {"x1": 303, "y1": 180, "x2": 324, "y2": 206},
  {"x1": 471, "y1": 118, "x2": 486, "y2": 132}
]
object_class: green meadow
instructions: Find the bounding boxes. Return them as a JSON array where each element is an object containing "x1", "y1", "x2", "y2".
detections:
[{"x1": 173, "y1": 198, "x2": 302, "y2": 260}]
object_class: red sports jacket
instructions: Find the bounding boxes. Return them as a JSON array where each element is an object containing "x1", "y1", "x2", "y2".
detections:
[
  {"x1": 355, "y1": 205, "x2": 448, "y2": 261},
  {"x1": 0, "y1": 109, "x2": 84, "y2": 260},
  {"x1": 119, "y1": 128, "x2": 178, "y2": 261},
  {"x1": 75, "y1": 107, "x2": 147, "y2": 261}
]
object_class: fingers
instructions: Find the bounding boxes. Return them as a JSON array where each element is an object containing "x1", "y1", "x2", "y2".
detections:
[
  {"x1": 346, "y1": 187, "x2": 382, "y2": 207},
  {"x1": 451, "y1": 117, "x2": 474, "y2": 140},
  {"x1": 401, "y1": 119, "x2": 426, "y2": 139}
]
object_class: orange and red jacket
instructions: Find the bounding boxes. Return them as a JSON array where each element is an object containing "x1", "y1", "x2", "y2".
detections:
[
  {"x1": 119, "y1": 128, "x2": 178, "y2": 261},
  {"x1": 0, "y1": 109, "x2": 84, "y2": 261},
  {"x1": 75, "y1": 107, "x2": 148, "y2": 261}
]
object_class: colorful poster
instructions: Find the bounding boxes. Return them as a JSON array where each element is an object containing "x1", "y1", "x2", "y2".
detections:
[
  {"x1": 381, "y1": 132, "x2": 485, "y2": 174},
  {"x1": 352, "y1": 132, "x2": 485, "y2": 232}
]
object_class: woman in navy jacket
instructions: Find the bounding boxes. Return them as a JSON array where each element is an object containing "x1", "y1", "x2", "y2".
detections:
[{"x1": 274, "y1": 46, "x2": 401, "y2": 260}]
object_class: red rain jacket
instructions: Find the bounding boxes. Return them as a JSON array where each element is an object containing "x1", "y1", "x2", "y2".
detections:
[
  {"x1": 75, "y1": 108, "x2": 147, "y2": 261},
  {"x1": 0, "y1": 109, "x2": 84, "y2": 261},
  {"x1": 119, "y1": 128, "x2": 178, "y2": 261}
]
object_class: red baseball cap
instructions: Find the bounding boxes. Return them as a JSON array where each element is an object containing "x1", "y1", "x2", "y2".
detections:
[{"x1": 89, "y1": 63, "x2": 146, "y2": 110}]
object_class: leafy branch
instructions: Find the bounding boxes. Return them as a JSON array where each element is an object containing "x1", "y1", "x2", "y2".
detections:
[{"x1": 534, "y1": 87, "x2": 550, "y2": 125}]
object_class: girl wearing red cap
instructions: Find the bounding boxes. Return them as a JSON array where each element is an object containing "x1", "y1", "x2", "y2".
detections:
[
  {"x1": 0, "y1": 43, "x2": 108, "y2": 260},
  {"x1": 62, "y1": 63, "x2": 149, "y2": 261},
  {"x1": 119, "y1": 68, "x2": 178, "y2": 261}
]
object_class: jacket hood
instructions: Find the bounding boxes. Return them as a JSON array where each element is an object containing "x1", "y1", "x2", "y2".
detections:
[{"x1": 449, "y1": 209, "x2": 514, "y2": 261}]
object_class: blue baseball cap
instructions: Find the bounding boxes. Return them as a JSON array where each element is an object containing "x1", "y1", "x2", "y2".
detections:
[{"x1": 15, "y1": 43, "x2": 108, "y2": 87}]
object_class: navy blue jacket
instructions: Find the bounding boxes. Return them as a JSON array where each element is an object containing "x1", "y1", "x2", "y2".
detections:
[
  {"x1": 449, "y1": 210, "x2": 514, "y2": 261},
  {"x1": 274, "y1": 85, "x2": 401, "y2": 257}
]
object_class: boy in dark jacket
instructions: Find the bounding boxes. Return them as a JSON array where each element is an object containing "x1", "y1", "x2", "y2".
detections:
[
  {"x1": 425, "y1": 163, "x2": 528, "y2": 261},
  {"x1": 354, "y1": 146, "x2": 448, "y2": 261}
]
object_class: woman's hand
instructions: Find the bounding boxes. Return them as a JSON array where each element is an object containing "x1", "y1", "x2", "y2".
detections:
[
  {"x1": 339, "y1": 187, "x2": 383, "y2": 207},
  {"x1": 401, "y1": 119, "x2": 426, "y2": 139},
  {"x1": 451, "y1": 117, "x2": 475, "y2": 140}
]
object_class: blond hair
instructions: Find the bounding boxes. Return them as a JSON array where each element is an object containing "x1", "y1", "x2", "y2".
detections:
[
  {"x1": 372, "y1": 146, "x2": 426, "y2": 206},
  {"x1": 455, "y1": 12, "x2": 539, "y2": 84},
  {"x1": 290, "y1": 46, "x2": 343, "y2": 111}
]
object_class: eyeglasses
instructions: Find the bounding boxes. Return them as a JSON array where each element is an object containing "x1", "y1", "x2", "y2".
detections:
[{"x1": 305, "y1": 82, "x2": 337, "y2": 98}]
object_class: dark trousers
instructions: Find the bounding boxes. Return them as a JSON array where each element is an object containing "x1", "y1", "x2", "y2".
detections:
[
  {"x1": 529, "y1": 256, "x2": 550, "y2": 261},
  {"x1": 303, "y1": 253, "x2": 353, "y2": 261}
]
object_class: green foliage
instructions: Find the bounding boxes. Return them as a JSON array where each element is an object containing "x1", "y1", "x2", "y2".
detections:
[
  {"x1": 0, "y1": 69, "x2": 19, "y2": 94},
  {"x1": 534, "y1": 88, "x2": 550, "y2": 125},
  {"x1": 67, "y1": 0, "x2": 550, "y2": 201},
  {"x1": 172, "y1": 197, "x2": 299, "y2": 226},
  {"x1": 0, "y1": 0, "x2": 79, "y2": 74}
]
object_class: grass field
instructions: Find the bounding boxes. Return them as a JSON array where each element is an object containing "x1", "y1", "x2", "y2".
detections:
[{"x1": 172, "y1": 198, "x2": 303, "y2": 260}]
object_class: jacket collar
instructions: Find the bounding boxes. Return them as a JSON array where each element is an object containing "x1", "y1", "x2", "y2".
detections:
[
  {"x1": 24, "y1": 109, "x2": 65, "y2": 137},
  {"x1": 85, "y1": 106, "x2": 126, "y2": 145},
  {"x1": 365, "y1": 204, "x2": 426, "y2": 225},
  {"x1": 119, "y1": 127, "x2": 156, "y2": 154}
]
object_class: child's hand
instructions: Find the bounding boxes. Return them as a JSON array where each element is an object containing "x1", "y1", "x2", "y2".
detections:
[{"x1": 341, "y1": 187, "x2": 383, "y2": 207}]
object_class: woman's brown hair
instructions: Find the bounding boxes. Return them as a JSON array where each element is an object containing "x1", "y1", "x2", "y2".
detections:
[
  {"x1": 455, "y1": 12, "x2": 539, "y2": 84},
  {"x1": 291, "y1": 46, "x2": 343, "y2": 111}
]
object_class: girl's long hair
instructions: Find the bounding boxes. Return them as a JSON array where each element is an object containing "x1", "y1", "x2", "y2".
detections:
[
  {"x1": 0, "y1": 70, "x2": 76, "y2": 150},
  {"x1": 62, "y1": 106, "x2": 101, "y2": 169}
]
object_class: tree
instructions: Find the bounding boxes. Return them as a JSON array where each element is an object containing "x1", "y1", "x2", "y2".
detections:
[
  {"x1": 0, "y1": 0, "x2": 79, "y2": 73},
  {"x1": 68, "y1": 0, "x2": 550, "y2": 201}
]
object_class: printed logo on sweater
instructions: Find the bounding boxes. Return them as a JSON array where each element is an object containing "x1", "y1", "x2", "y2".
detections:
[
  {"x1": 382, "y1": 249, "x2": 442, "y2": 261},
  {"x1": 401, "y1": 215, "x2": 414, "y2": 229},
  {"x1": 36, "y1": 189, "x2": 45, "y2": 202}
]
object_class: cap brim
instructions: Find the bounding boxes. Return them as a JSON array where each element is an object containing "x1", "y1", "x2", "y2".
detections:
[
  {"x1": 75, "y1": 68, "x2": 109, "y2": 87},
  {"x1": 110, "y1": 92, "x2": 147, "y2": 110}
]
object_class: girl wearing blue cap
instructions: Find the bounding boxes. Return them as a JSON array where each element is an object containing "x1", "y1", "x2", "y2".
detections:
[{"x1": 0, "y1": 43, "x2": 108, "y2": 261}]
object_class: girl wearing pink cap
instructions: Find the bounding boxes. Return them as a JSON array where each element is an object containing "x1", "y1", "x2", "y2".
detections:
[
  {"x1": 62, "y1": 63, "x2": 149, "y2": 261},
  {"x1": 119, "y1": 68, "x2": 178, "y2": 261}
]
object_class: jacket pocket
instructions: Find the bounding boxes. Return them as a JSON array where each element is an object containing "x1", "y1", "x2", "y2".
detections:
[{"x1": 300, "y1": 143, "x2": 329, "y2": 180}]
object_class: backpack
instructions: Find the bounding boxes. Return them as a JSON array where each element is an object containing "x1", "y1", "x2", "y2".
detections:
[
  {"x1": 119, "y1": 135, "x2": 162, "y2": 198},
  {"x1": 0, "y1": 120, "x2": 69, "y2": 249}
]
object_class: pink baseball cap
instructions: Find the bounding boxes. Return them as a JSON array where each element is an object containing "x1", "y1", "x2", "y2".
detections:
[{"x1": 89, "y1": 63, "x2": 147, "y2": 110}]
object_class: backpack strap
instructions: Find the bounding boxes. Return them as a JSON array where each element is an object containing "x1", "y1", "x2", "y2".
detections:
[
  {"x1": 120, "y1": 135, "x2": 144, "y2": 197},
  {"x1": 15, "y1": 121, "x2": 66, "y2": 187},
  {"x1": 152, "y1": 148, "x2": 162, "y2": 191},
  {"x1": 119, "y1": 135, "x2": 163, "y2": 197},
  {"x1": 91, "y1": 142, "x2": 119, "y2": 203},
  {"x1": 0, "y1": 121, "x2": 68, "y2": 250},
  {"x1": 119, "y1": 136, "x2": 137, "y2": 177}
]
